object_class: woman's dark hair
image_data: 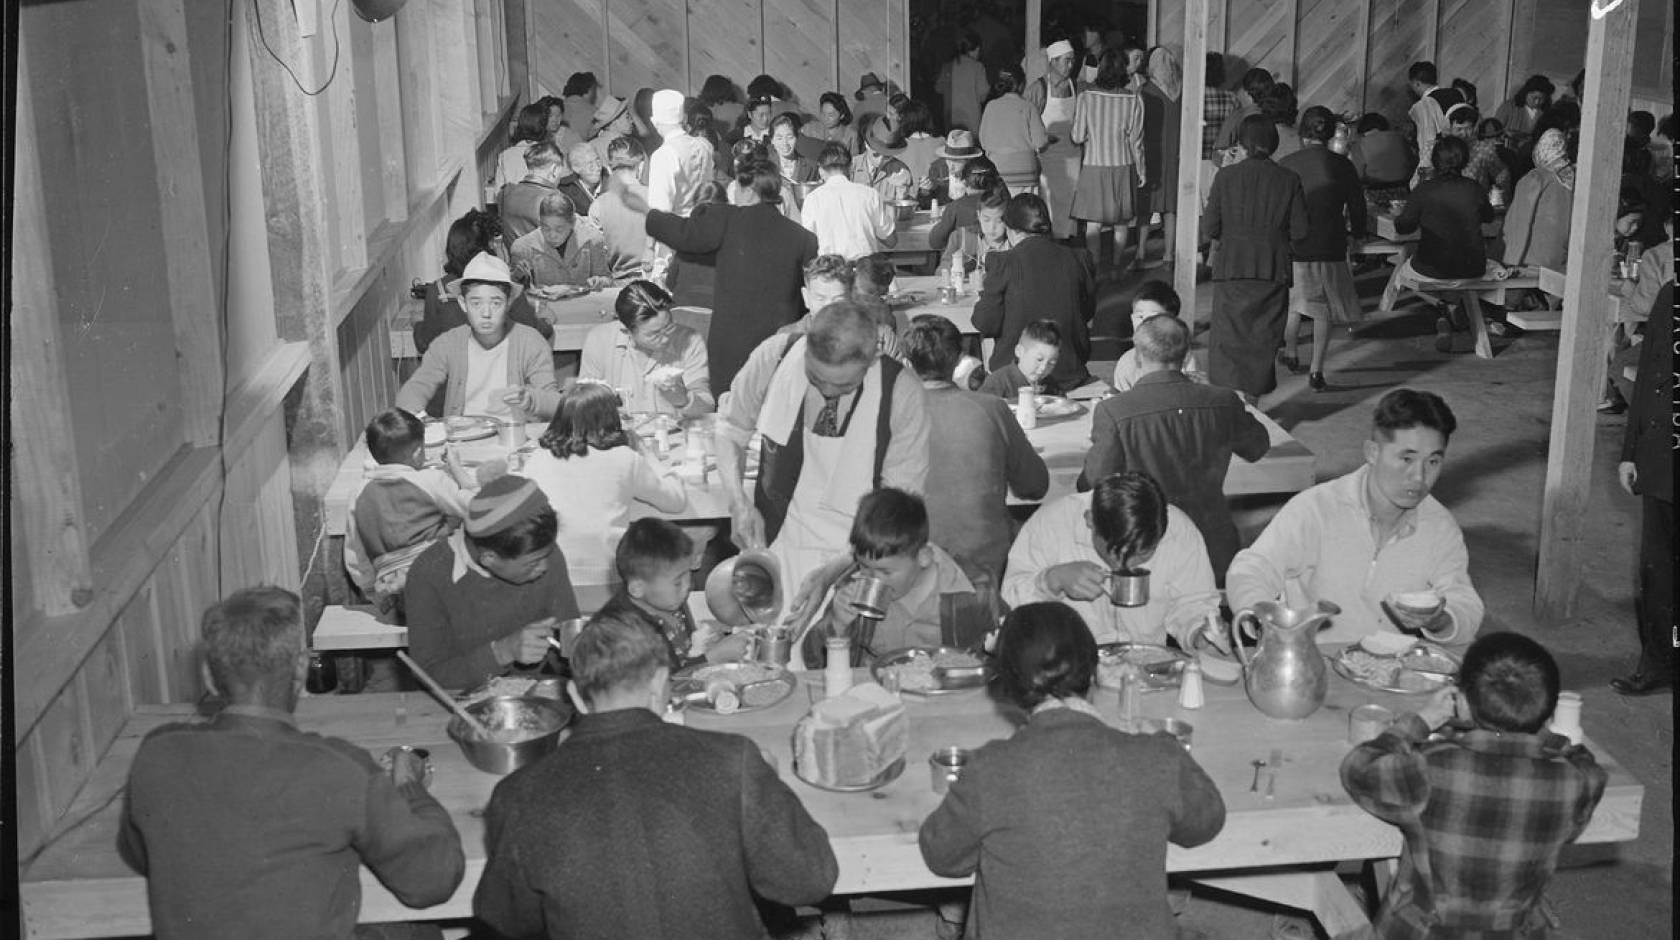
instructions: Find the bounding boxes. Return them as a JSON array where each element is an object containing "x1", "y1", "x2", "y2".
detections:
[
  {"x1": 1458, "y1": 632, "x2": 1560, "y2": 734},
  {"x1": 1204, "y1": 52, "x2": 1227, "y2": 89},
  {"x1": 1240, "y1": 67, "x2": 1275, "y2": 102},
  {"x1": 467, "y1": 508, "x2": 559, "y2": 560},
  {"x1": 818, "y1": 91, "x2": 853, "y2": 126},
  {"x1": 978, "y1": 186, "x2": 1011, "y2": 214},
  {"x1": 1371, "y1": 388, "x2": 1458, "y2": 441},
  {"x1": 443, "y1": 208, "x2": 502, "y2": 278},
  {"x1": 1237, "y1": 113, "x2": 1279, "y2": 158},
  {"x1": 539, "y1": 382, "x2": 631, "y2": 459},
  {"x1": 735, "y1": 154, "x2": 784, "y2": 204},
  {"x1": 960, "y1": 155, "x2": 1001, "y2": 191},
  {"x1": 954, "y1": 28, "x2": 981, "y2": 58},
  {"x1": 632, "y1": 88, "x2": 655, "y2": 125},
  {"x1": 1002, "y1": 193, "x2": 1052, "y2": 235},
  {"x1": 1260, "y1": 83, "x2": 1297, "y2": 126},
  {"x1": 991, "y1": 65, "x2": 1025, "y2": 99},
  {"x1": 1513, "y1": 74, "x2": 1554, "y2": 106},
  {"x1": 901, "y1": 314, "x2": 964, "y2": 381},
  {"x1": 996, "y1": 602, "x2": 1098, "y2": 710},
  {"x1": 698, "y1": 74, "x2": 741, "y2": 106},
  {"x1": 1298, "y1": 105, "x2": 1336, "y2": 144},
  {"x1": 1357, "y1": 112, "x2": 1391, "y2": 133},
  {"x1": 897, "y1": 98, "x2": 933, "y2": 137},
  {"x1": 746, "y1": 74, "x2": 786, "y2": 101},
  {"x1": 683, "y1": 98, "x2": 714, "y2": 138},
  {"x1": 613, "y1": 279, "x2": 673, "y2": 330},
  {"x1": 1088, "y1": 471, "x2": 1168, "y2": 569},
  {"x1": 561, "y1": 72, "x2": 599, "y2": 98},
  {"x1": 1431, "y1": 135, "x2": 1470, "y2": 174},
  {"x1": 513, "y1": 103, "x2": 550, "y2": 144},
  {"x1": 1451, "y1": 78, "x2": 1478, "y2": 107},
  {"x1": 1092, "y1": 47, "x2": 1130, "y2": 91},
  {"x1": 693, "y1": 179, "x2": 729, "y2": 206}
]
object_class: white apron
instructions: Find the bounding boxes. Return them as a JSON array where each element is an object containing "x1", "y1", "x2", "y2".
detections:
[
  {"x1": 770, "y1": 428, "x2": 851, "y2": 647},
  {"x1": 1039, "y1": 82, "x2": 1081, "y2": 239}
]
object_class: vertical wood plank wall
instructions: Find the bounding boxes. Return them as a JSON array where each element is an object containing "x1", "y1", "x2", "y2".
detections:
[{"x1": 530, "y1": 0, "x2": 909, "y2": 112}]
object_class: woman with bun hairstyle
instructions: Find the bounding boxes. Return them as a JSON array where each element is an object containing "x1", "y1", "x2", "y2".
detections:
[{"x1": 919, "y1": 601, "x2": 1226, "y2": 940}]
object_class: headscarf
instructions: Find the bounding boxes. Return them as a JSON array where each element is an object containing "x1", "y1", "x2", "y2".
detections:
[
  {"x1": 1534, "y1": 128, "x2": 1575, "y2": 191},
  {"x1": 1146, "y1": 46, "x2": 1182, "y2": 101}
]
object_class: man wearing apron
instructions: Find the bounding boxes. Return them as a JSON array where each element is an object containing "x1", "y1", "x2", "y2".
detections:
[
  {"x1": 716, "y1": 301, "x2": 930, "y2": 643},
  {"x1": 1030, "y1": 40, "x2": 1083, "y2": 240}
]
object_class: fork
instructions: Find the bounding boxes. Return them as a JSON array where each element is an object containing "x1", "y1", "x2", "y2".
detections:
[{"x1": 1265, "y1": 748, "x2": 1283, "y2": 798}]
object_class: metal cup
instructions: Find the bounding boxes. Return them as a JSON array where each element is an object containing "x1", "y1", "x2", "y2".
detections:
[
  {"x1": 1137, "y1": 717, "x2": 1194, "y2": 750},
  {"x1": 929, "y1": 746, "x2": 972, "y2": 794},
  {"x1": 850, "y1": 575, "x2": 893, "y2": 620},
  {"x1": 1349, "y1": 704, "x2": 1394, "y2": 744},
  {"x1": 555, "y1": 617, "x2": 590, "y2": 658},
  {"x1": 751, "y1": 625, "x2": 793, "y2": 666},
  {"x1": 1106, "y1": 568, "x2": 1151, "y2": 608}
]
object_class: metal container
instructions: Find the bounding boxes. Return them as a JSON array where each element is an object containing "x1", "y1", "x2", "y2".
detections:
[
  {"x1": 850, "y1": 575, "x2": 892, "y2": 620},
  {"x1": 446, "y1": 695, "x2": 574, "y2": 775},
  {"x1": 890, "y1": 198, "x2": 919, "y2": 222},
  {"x1": 555, "y1": 617, "x2": 590, "y2": 658},
  {"x1": 1228, "y1": 601, "x2": 1331, "y2": 721},
  {"x1": 1136, "y1": 717, "x2": 1194, "y2": 750},
  {"x1": 929, "y1": 746, "x2": 972, "y2": 794},
  {"x1": 1106, "y1": 568, "x2": 1151, "y2": 607},
  {"x1": 1349, "y1": 704, "x2": 1394, "y2": 744},
  {"x1": 703, "y1": 550, "x2": 785, "y2": 627},
  {"x1": 745, "y1": 624, "x2": 794, "y2": 666}
]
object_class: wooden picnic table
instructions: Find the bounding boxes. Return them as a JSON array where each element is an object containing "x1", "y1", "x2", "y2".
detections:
[{"x1": 19, "y1": 669, "x2": 1642, "y2": 939}]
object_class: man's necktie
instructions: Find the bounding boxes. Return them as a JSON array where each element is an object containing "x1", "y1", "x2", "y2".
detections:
[{"x1": 812, "y1": 395, "x2": 842, "y2": 437}]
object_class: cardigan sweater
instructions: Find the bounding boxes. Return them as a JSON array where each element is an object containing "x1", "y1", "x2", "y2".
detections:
[
  {"x1": 395, "y1": 323, "x2": 562, "y2": 420},
  {"x1": 920, "y1": 382, "x2": 1049, "y2": 579},
  {"x1": 474, "y1": 709, "x2": 838, "y2": 939},
  {"x1": 919, "y1": 707, "x2": 1226, "y2": 940}
]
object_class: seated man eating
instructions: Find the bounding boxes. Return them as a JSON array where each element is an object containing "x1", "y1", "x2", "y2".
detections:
[
  {"x1": 578, "y1": 279, "x2": 714, "y2": 417},
  {"x1": 508, "y1": 192, "x2": 618, "y2": 295},
  {"x1": 1227, "y1": 389, "x2": 1484, "y2": 646},
  {"x1": 1004, "y1": 471, "x2": 1223, "y2": 649}
]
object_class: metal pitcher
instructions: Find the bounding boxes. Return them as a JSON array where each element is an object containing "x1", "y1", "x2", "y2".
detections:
[{"x1": 1228, "y1": 601, "x2": 1331, "y2": 720}]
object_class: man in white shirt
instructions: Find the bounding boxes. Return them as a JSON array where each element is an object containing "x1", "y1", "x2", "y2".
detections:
[
  {"x1": 646, "y1": 88, "x2": 715, "y2": 283},
  {"x1": 1405, "y1": 61, "x2": 1463, "y2": 184},
  {"x1": 800, "y1": 142, "x2": 897, "y2": 260},
  {"x1": 1003, "y1": 471, "x2": 1224, "y2": 650},
  {"x1": 578, "y1": 281, "x2": 713, "y2": 418}
]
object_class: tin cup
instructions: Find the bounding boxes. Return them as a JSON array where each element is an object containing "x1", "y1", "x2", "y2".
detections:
[
  {"x1": 555, "y1": 617, "x2": 590, "y2": 658},
  {"x1": 381, "y1": 745, "x2": 434, "y2": 788},
  {"x1": 1106, "y1": 568, "x2": 1151, "y2": 607},
  {"x1": 850, "y1": 575, "x2": 893, "y2": 620},
  {"x1": 929, "y1": 746, "x2": 972, "y2": 794},
  {"x1": 1349, "y1": 704, "x2": 1395, "y2": 744},
  {"x1": 750, "y1": 625, "x2": 793, "y2": 666},
  {"x1": 938, "y1": 285, "x2": 957, "y2": 305}
]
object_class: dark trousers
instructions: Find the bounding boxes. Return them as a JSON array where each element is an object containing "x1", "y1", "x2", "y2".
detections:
[{"x1": 1636, "y1": 496, "x2": 1675, "y2": 674}]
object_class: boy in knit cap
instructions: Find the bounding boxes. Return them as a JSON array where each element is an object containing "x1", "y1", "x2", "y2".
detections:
[{"x1": 404, "y1": 475, "x2": 580, "y2": 689}]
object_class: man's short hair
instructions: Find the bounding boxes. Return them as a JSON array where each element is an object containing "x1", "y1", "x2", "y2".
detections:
[
  {"x1": 733, "y1": 154, "x2": 783, "y2": 204},
  {"x1": 1371, "y1": 388, "x2": 1458, "y2": 442},
  {"x1": 852, "y1": 255, "x2": 896, "y2": 298},
  {"x1": 1408, "y1": 61, "x2": 1438, "y2": 85},
  {"x1": 978, "y1": 187, "x2": 1011, "y2": 214},
  {"x1": 1089, "y1": 472, "x2": 1168, "y2": 568},
  {"x1": 201, "y1": 586, "x2": 302, "y2": 694},
  {"x1": 524, "y1": 140, "x2": 565, "y2": 172},
  {"x1": 1132, "y1": 279, "x2": 1182, "y2": 315},
  {"x1": 1020, "y1": 319, "x2": 1062, "y2": 348},
  {"x1": 571, "y1": 614, "x2": 669, "y2": 705},
  {"x1": 1458, "y1": 632, "x2": 1561, "y2": 733},
  {"x1": 818, "y1": 142, "x2": 853, "y2": 172},
  {"x1": 1238, "y1": 114, "x2": 1279, "y2": 158},
  {"x1": 1133, "y1": 315, "x2": 1190, "y2": 367},
  {"x1": 849, "y1": 488, "x2": 930, "y2": 560},
  {"x1": 1657, "y1": 113, "x2": 1676, "y2": 140},
  {"x1": 514, "y1": 103, "x2": 550, "y2": 144},
  {"x1": 806, "y1": 300, "x2": 879, "y2": 366},
  {"x1": 902, "y1": 314, "x2": 964, "y2": 381},
  {"x1": 803, "y1": 254, "x2": 856, "y2": 289},
  {"x1": 1240, "y1": 67, "x2": 1275, "y2": 101},
  {"x1": 539, "y1": 192, "x2": 578, "y2": 220},
  {"x1": 1430, "y1": 135, "x2": 1469, "y2": 174},
  {"x1": 613, "y1": 279, "x2": 673, "y2": 329},
  {"x1": 607, "y1": 135, "x2": 646, "y2": 168},
  {"x1": 615, "y1": 518, "x2": 694, "y2": 584},
  {"x1": 365, "y1": 408, "x2": 425, "y2": 465},
  {"x1": 1299, "y1": 105, "x2": 1337, "y2": 144},
  {"x1": 1357, "y1": 112, "x2": 1391, "y2": 134}
]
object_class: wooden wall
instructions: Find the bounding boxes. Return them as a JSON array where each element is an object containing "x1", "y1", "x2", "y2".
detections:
[
  {"x1": 1152, "y1": 0, "x2": 1672, "y2": 123},
  {"x1": 530, "y1": 0, "x2": 910, "y2": 115}
]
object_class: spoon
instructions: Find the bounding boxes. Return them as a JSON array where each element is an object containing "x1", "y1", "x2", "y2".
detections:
[{"x1": 1250, "y1": 758, "x2": 1267, "y2": 792}]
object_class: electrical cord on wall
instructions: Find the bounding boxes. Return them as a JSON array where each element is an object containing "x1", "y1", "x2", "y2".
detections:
[{"x1": 251, "y1": 0, "x2": 344, "y2": 97}]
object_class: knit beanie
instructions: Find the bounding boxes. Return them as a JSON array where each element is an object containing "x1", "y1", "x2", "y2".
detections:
[{"x1": 465, "y1": 475, "x2": 549, "y2": 538}]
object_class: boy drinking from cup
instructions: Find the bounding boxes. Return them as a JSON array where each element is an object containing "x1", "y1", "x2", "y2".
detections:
[
  {"x1": 978, "y1": 319, "x2": 1067, "y2": 399},
  {"x1": 792, "y1": 488, "x2": 1002, "y2": 670},
  {"x1": 590, "y1": 518, "x2": 749, "y2": 669}
]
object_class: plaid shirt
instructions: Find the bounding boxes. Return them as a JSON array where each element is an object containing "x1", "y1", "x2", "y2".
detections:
[
  {"x1": 1201, "y1": 88, "x2": 1240, "y2": 159},
  {"x1": 1341, "y1": 715, "x2": 1608, "y2": 939}
]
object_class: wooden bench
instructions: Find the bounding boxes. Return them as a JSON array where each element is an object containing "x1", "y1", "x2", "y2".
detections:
[
  {"x1": 313, "y1": 605, "x2": 407, "y2": 651},
  {"x1": 1384, "y1": 264, "x2": 1541, "y2": 359}
]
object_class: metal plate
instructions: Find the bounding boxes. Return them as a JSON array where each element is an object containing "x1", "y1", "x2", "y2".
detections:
[
  {"x1": 444, "y1": 415, "x2": 498, "y2": 442},
  {"x1": 1096, "y1": 643, "x2": 1190, "y2": 691},
  {"x1": 1328, "y1": 644, "x2": 1451, "y2": 694},
  {"x1": 871, "y1": 647, "x2": 992, "y2": 696},
  {"x1": 1034, "y1": 396, "x2": 1087, "y2": 420},
  {"x1": 671, "y1": 662, "x2": 798, "y2": 713},
  {"x1": 795, "y1": 756, "x2": 907, "y2": 793}
]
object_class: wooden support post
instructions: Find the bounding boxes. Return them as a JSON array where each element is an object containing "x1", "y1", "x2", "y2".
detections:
[
  {"x1": 139, "y1": 0, "x2": 224, "y2": 448},
  {"x1": 1027, "y1": 0, "x2": 1042, "y2": 57},
  {"x1": 397, "y1": 0, "x2": 443, "y2": 189},
  {"x1": 1355, "y1": 0, "x2": 1370, "y2": 114},
  {"x1": 320, "y1": 0, "x2": 369, "y2": 275},
  {"x1": 1534, "y1": 0, "x2": 1639, "y2": 622},
  {"x1": 1423, "y1": 0, "x2": 1438, "y2": 65},
  {"x1": 11, "y1": 46, "x2": 95, "y2": 616},
  {"x1": 1146, "y1": 0, "x2": 1157, "y2": 47},
  {"x1": 1282, "y1": 0, "x2": 1298, "y2": 86},
  {"x1": 1174, "y1": 0, "x2": 1210, "y2": 329}
]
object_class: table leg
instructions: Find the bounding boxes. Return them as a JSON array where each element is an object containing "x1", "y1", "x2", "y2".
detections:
[
  {"x1": 1189, "y1": 868, "x2": 1372, "y2": 939},
  {"x1": 1378, "y1": 247, "x2": 1414, "y2": 313},
  {"x1": 1461, "y1": 291, "x2": 1494, "y2": 359}
]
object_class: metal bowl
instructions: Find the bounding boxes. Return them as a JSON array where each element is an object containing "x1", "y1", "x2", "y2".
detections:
[
  {"x1": 446, "y1": 695, "x2": 574, "y2": 775},
  {"x1": 890, "y1": 199, "x2": 919, "y2": 222}
]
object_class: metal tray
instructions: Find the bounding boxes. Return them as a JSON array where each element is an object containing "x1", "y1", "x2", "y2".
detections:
[
  {"x1": 671, "y1": 662, "x2": 798, "y2": 713},
  {"x1": 443, "y1": 415, "x2": 499, "y2": 443},
  {"x1": 1095, "y1": 642, "x2": 1191, "y2": 691},
  {"x1": 795, "y1": 756, "x2": 906, "y2": 793},
  {"x1": 1328, "y1": 643, "x2": 1454, "y2": 694},
  {"x1": 1033, "y1": 396, "x2": 1087, "y2": 421},
  {"x1": 871, "y1": 647, "x2": 992, "y2": 696}
]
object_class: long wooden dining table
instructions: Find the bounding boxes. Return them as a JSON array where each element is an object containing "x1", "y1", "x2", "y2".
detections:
[{"x1": 19, "y1": 666, "x2": 1643, "y2": 939}]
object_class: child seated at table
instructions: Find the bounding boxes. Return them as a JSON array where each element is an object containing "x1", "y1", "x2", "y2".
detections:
[
  {"x1": 1341, "y1": 632, "x2": 1608, "y2": 937},
  {"x1": 978, "y1": 319, "x2": 1072, "y2": 398},
  {"x1": 793, "y1": 488, "x2": 1001, "y2": 671},
  {"x1": 344, "y1": 408, "x2": 478, "y2": 619},
  {"x1": 1111, "y1": 281, "x2": 1206, "y2": 392},
  {"x1": 589, "y1": 518, "x2": 749, "y2": 669},
  {"x1": 520, "y1": 382, "x2": 687, "y2": 587}
]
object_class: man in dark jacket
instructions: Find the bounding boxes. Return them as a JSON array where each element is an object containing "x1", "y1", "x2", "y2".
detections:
[
  {"x1": 498, "y1": 141, "x2": 569, "y2": 242},
  {"x1": 474, "y1": 615, "x2": 838, "y2": 938},
  {"x1": 971, "y1": 193, "x2": 1095, "y2": 391},
  {"x1": 639, "y1": 154, "x2": 819, "y2": 389},
  {"x1": 1611, "y1": 278, "x2": 1674, "y2": 696},
  {"x1": 1079, "y1": 315, "x2": 1270, "y2": 577}
]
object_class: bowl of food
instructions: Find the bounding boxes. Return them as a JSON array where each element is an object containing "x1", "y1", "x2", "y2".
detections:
[
  {"x1": 447, "y1": 695, "x2": 574, "y2": 774},
  {"x1": 890, "y1": 198, "x2": 920, "y2": 222}
]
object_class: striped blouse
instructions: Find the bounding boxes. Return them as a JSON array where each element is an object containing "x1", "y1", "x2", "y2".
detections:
[{"x1": 1071, "y1": 89, "x2": 1144, "y2": 170}]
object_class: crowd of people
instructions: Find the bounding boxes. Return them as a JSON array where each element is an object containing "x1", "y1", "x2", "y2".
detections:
[{"x1": 113, "y1": 16, "x2": 1667, "y2": 940}]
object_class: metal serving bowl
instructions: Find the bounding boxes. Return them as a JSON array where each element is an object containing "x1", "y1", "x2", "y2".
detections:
[
  {"x1": 890, "y1": 198, "x2": 919, "y2": 222},
  {"x1": 446, "y1": 695, "x2": 573, "y2": 775}
]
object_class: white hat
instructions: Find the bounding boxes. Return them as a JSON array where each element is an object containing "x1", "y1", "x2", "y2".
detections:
[
  {"x1": 1045, "y1": 39, "x2": 1074, "y2": 59},
  {"x1": 459, "y1": 252, "x2": 513, "y2": 286},
  {"x1": 651, "y1": 89, "x2": 685, "y2": 127}
]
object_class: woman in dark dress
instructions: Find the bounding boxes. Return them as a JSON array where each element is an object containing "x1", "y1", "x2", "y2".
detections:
[{"x1": 1201, "y1": 115, "x2": 1308, "y2": 399}]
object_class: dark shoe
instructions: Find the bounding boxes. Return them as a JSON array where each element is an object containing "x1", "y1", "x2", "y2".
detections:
[
  {"x1": 1434, "y1": 316, "x2": 1454, "y2": 353},
  {"x1": 1308, "y1": 371, "x2": 1329, "y2": 392},
  {"x1": 1610, "y1": 671, "x2": 1673, "y2": 696},
  {"x1": 1597, "y1": 397, "x2": 1628, "y2": 415}
]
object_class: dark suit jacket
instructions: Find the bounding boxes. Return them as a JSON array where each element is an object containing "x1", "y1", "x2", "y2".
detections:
[
  {"x1": 1202, "y1": 156, "x2": 1309, "y2": 283},
  {"x1": 1622, "y1": 280, "x2": 1674, "y2": 504},
  {"x1": 1079, "y1": 371, "x2": 1270, "y2": 576},
  {"x1": 498, "y1": 179, "x2": 558, "y2": 242},
  {"x1": 647, "y1": 203, "x2": 819, "y2": 391},
  {"x1": 475, "y1": 709, "x2": 837, "y2": 939},
  {"x1": 970, "y1": 234, "x2": 1095, "y2": 390}
]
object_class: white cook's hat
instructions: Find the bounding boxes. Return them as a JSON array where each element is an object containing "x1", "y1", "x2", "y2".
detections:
[
  {"x1": 651, "y1": 89, "x2": 685, "y2": 127},
  {"x1": 1045, "y1": 40, "x2": 1074, "y2": 59}
]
